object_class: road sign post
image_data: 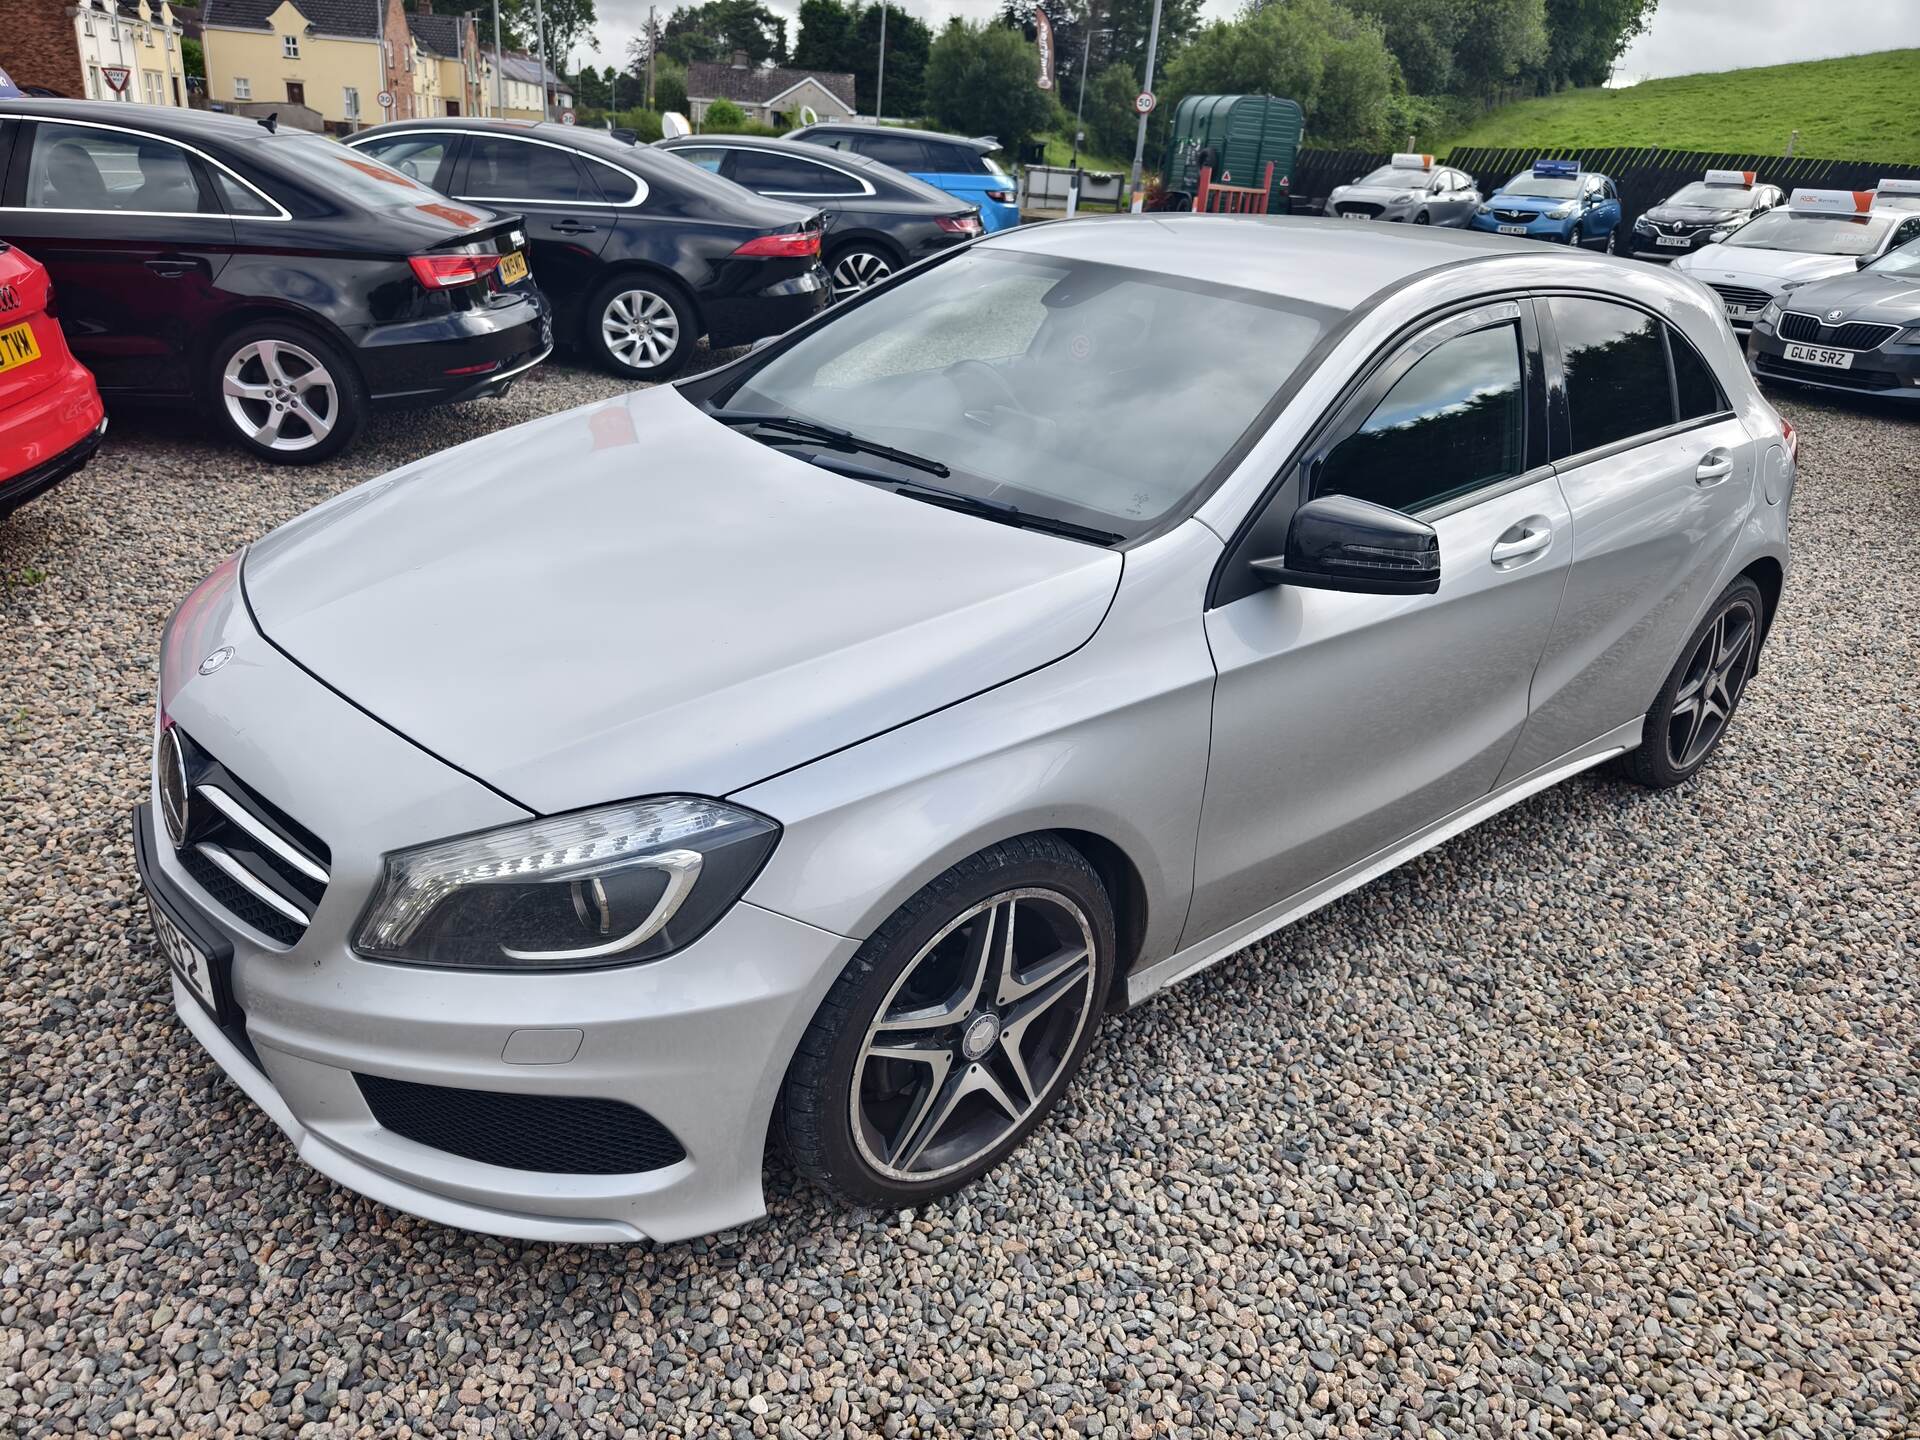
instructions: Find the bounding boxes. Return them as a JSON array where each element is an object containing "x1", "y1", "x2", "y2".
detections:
[{"x1": 1125, "y1": 0, "x2": 1164, "y2": 214}]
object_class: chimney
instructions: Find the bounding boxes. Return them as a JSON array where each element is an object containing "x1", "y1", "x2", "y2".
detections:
[{"x1": 731, "y1": 49, "x2": 749, "y2": 68}]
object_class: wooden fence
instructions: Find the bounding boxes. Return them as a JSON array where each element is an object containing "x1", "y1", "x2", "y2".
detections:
[{"x1": 1290, "y1": 146, "x2": 1920, "y2": 233}]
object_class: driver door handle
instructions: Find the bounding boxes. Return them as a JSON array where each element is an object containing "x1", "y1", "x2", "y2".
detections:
[
  {"x1": 145, "y1": 258, "x2": 199, "y2": 278},
  {"x1": 1490, "y1": 519, "x2": 1553, "y2": 567},
  {"x1": 551, "y1": 219, "x2": 599, "y2": 235},
  {"x1": 1696, "y1": 450, "x2": 1734, "y2": 486}
]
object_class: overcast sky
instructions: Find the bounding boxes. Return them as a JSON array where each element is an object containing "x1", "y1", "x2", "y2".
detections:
[{"x1": 581, "y1": 0, "x2": 1920, "y2": 91}]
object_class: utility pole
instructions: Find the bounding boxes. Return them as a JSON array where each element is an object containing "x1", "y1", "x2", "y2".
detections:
[
  {"x1": 1125, "y1": 0, "x2": 1162, "y2": 211},
  {"x1": 645, "y1": 5, "x2": 657, "y2": 110},
  {"x1": 491, "y1": 0, "x2": 503, "y2": 116},
  {"x1": 875, "y1": 2, "x2": 887, "y2": 121},
  {"x1": 533, "y1": 0, "x2": 551, "y2": 120},
  {"x1": 1070, "y1": 0, "x2": 1098, "y2": 170}
]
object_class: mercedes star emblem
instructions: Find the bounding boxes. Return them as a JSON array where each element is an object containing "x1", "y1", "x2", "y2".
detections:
[
  {"x1": 198, "y1": 646, "x2": 234, "y2": 675},
  {"x1": 158, "y1": 727, "x2": 191, "y2": 850}
]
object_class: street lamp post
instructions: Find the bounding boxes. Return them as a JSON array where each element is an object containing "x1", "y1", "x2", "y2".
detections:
[{"x1": 1125, "y1": 0, "x2": 1162, "y2": 212}]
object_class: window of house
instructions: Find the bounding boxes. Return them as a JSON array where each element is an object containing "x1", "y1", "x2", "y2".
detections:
[
  {"x1": 87, "y1": 64, "x2": 102, "y2": 98},
  {"x1": 283, "y1": 32, "x2": 300, "y2": 58},
  {"x1": 234, "y1": 76, "x2": 252, "y2": 99},
  {"x1": 1318, "y1": 321, "x2": 1527, "y2": 514},
  {"x1": 1548, "y1": 297, "x2": 1675, "y2": 454},
  {"x1": 343, "y1": 86, "x2": 361, "y2": 119}
]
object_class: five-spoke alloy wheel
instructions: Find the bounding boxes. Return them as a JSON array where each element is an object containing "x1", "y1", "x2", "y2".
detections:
[
  {"x1": 1624, "y1": 576, "x2": 1763, "y2": 788},
  {"x1": 210, "y1": 323, "x2": 365, "y2": 463},
  {"x1": 781, "y1": 837, "x2": 1116, "y2": 1207}
]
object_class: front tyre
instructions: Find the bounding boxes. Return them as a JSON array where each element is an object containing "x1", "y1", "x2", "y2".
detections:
[
  {"x1": 587, "y1": 274, "x2": 696, "y2": 381},
  {"x1": 779, "y1": 836, "x2": 1116, "y2": 1208},
  {"x1": 210, "y1": 323, "x2": 366, "y2": 464},
  {"x1": 1621, "y1": 577, "x2": 1763, "y2": 789}
]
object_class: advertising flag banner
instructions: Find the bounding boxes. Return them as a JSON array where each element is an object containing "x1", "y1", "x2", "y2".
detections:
[{"x1": 1035, "y1": 6, "x2": 1055, "y2": 91}]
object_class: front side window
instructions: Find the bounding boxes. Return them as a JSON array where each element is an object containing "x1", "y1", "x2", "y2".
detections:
[
  {"x1": 1872, "y1": 235, "x2": 1920, "y2": 276},
  {"x1": 722, "y1": 249, "x2": 1331, "y2": 535},
  {"x1": 1549, "y1": 297, "x2": 1673, "y2": 454},
  {"x1": 24, "y1": 122, "x2": 212, "y2": 214},
  {"x1": 462, "y1": 135, "x2": 584, "y2": 203},
  {"x1": 671, "y1": 145, "x2": 726, "y2": 173},
  {"x1": 1317, "y1": 321, "x2": 1526, "y2": 514}
]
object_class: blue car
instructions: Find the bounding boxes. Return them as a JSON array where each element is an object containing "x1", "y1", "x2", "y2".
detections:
[
  {"x1": 1469, "y1": 159, "x2": 1623, "y2": 252},
  {"x1": 785, "y1": 124, "x2": 1021, "y2": 232}
]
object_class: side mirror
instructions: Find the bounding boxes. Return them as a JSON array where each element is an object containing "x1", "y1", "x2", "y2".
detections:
[
  {"x1": 1251, "y1": 494, "x2": 1440, "y2": 596},
  {"x1": 1708, "y1": 230, "x2": 1730, "y2": 244},
  {"x1": 1857, "y1": 254, "x2": 1874, "y2": 269}
]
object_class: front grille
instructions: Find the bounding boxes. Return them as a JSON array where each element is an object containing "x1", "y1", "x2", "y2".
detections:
[
  {"x1": 1334, "y1": 202, "x2": 1382, "y2": 219},
  {"x1": 355, "y1": 1074, "x2": 688, "y2": 1175},
  {"x1": 1777, "y1": 312, "x2": 1898, "y2": 349},
  {"x1": 1710, "y1": 284, "x2": 1773, "y2": 311},
  {"x1": 161, "y1": 728, "x2": 330, "y2": 947},
  {"x1": 1492, "y1": 208, "x2": 1534, "y2": 224},
  {"x1": 1755, "y1": 352, "x2": 1904, "y2": 392}
]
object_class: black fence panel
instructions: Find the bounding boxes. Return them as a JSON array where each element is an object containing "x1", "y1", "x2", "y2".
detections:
[{"x1": 1287, "y1": 144, "x2": 1920, "y2": 228}]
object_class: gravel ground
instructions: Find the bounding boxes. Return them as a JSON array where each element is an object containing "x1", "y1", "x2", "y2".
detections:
[{"x1": 2, "y1": 370, "x2": 1918, "y2": 1439}]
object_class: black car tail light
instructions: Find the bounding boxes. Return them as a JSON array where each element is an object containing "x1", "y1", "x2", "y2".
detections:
[
  {"x1": 936, "y1": 214, "x2": 982, "y2": 235},
  {"x1": 731, "y1": 230, "x2": 822, "y2": 259},
  {"x1": 409, "y1": 252, "x2": 503, "y2": 289}
]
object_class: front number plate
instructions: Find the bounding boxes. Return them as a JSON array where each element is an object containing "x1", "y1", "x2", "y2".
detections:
[
  {"x1": 1783, "y1": 342, "x2": 1854, "y2": 369},
  {"x1": 1341, "y1": 212, "x2": 1371, "y2": 220},
  {"x1": 0, "y1": 321, "x2": 42, "y2": 374},
  {"x1": 1497, "y1": 223, "x2": 1530, "y2": 235},
  {"x1": 1656, "y1": 234, "x2": 1692, "y2": 247},
  {"x1": 498, "y1": 249, "x2": 530, "y2": 285},
  {"x1": 149, "y1": 891, "x2": 218, "y2": 1015}
]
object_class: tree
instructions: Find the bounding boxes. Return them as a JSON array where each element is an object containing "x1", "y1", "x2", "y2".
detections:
[
  {"x1": 654, "y1": 55, "x2": 689, "y2": 112},
  {"x1": 1083, "y1": 62, "x2": 1138, "y2": 161},
  {"x1": 1536, "y1": 0, "x2": 1655, "y2": 90},
  {"x1": 181, "y1": 36, "x2": 206, "y2": 83},
  {"x1": 793, "y1": 1, "x2": 930, "y2": 117},
  {"x1": 1449, "y1": 0, "x2": 1548, "y2": 103},
  {"x1": 1162, "y1": 0, "x2": 1397, "y2": 147},
  {"x1": 1098, "y1": 0, "x2": 1202, "y2": 84},
  {"x1": 1345, "y1": 0, "x2": 1459, "y2": 94},
  {"x1": 659, "y1": 0, "x2": 788, "y2": 67},
  {"x1": 925, "y1": 19, "x2": 1055, "y2": 151},
  {"x1": 422, "y1": 0, "x2": 597, "y2": 70}
]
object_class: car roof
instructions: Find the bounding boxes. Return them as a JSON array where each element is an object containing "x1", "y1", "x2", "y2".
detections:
[
  {"x1": 0, "y1": 97, "x2": 297, "y2": 145},
  {"x1": 795, "y1": 122, "x2": 994, "y2": 152},
  {"x1": 987, "y1": 214, "x2": 1529, "y2": 312},
  {"x1": 662, "y1": 133, "x2": 882, "y2": 169}
]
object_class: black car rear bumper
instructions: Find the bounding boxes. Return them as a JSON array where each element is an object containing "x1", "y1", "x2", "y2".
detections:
[
  {"x1": 0, "y1": 415, "x2": 107, "y2": 519},
  {"x1": 704, "y1": 264, "x2": 832, "y2": 349},
  {"x1": 353, "y1": 288, "x2": 554, "y2": 406}
]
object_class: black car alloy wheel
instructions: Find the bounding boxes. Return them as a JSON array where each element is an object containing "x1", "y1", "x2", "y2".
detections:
[
  {"x1": 588, "y1": 274, "x2": 695, "y2": 380},
  {"x1": 211, "y1": 323, "x2": 367, "y2": 464},
  {"x1": 1623, "y1": 577, "x2": 1763, "y2": 789},
  {"x1": 829, "y1": 246, "x2": 895, "y2": 300}
]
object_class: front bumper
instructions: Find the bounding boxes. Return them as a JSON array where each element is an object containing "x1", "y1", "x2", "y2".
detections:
[
  {"x1": 1749, "y1": 328, "x2": 1920, "y2": 399},
  {"x1": 1627, "y1": 228, "x2": 1714, "y2": 261},
  {"x1": 1469, "y1": 213, "x2": 1574, "y2": 243},
  {"x1": 143, "y1": 585, "x2": 857, "y2": 1243},
  {"x1": 353, "y1": 285, "x2": 553, "y2": 406}
]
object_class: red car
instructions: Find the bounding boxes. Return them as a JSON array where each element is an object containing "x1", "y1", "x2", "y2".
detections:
[{"x1": 0, "y1": 240, "x2": 105, "y2": 520}]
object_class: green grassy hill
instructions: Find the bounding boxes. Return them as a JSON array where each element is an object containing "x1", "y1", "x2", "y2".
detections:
[{"x1": 1446, "y1": 49, "x2": 1920, "y2": 163}]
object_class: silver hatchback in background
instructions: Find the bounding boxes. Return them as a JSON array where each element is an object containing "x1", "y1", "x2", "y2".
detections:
[{"x1": 137, "y1": 218, "x2": 1793, "y2": 1243}]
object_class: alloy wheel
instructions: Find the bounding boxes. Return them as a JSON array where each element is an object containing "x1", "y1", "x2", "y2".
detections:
[
  {"x1": 601, "y1": 288, "x2": 681, "y2": 370},
  {"x1": 1666, "y1": 597, "x2": 1757, "y2": 771},
  {"x1": 850, "y1": 888, "x2": 1097, "y2": 1182},
  {"x1": 221, "y1": 339, "x2": 338, "y2": 453},
  {"x1": 830, "y1": 250, "x2": 893, "y2": 299}
]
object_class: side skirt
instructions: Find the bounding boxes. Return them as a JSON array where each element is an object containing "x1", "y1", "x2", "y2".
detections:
[{"x1": 1125, "y1": 717, "x2": 1643, "y2": 1006}]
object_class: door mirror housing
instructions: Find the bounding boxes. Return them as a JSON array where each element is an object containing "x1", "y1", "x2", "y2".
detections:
[
  {"x1": 1252, "y1": 494, "x2": 1441, "y2": 596},
  {"x1": 1857, "y1": 253, "x2": 1876, "y2": 269}
]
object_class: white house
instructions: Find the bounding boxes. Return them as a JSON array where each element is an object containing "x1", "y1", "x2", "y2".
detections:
[{"x1": 74, "y1": 0, "x2": 190, "y2": 107}]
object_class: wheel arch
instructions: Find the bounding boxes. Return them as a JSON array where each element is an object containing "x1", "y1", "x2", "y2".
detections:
[
  {"x1": 1740, "y1": 554, "x2": 1785, "y2": 655},
  {"x1": 1049, "y1": 828, "x2": 1150, "y2": 1011},
  {"x1": 193, "y1": 304, "x2": 366, "y2": 402},
  {"x1": 589, "y1": 261, "x2": 706, "y2": 340}
]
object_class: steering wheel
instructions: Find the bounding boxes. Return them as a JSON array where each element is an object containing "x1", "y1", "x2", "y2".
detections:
[{"x1": 947, "y1": 358, "x2": 1021, "y2": 424}]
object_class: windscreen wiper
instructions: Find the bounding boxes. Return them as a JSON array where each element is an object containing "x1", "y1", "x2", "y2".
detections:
[
  {"x1": 711, "y1": 409, "x2": 950, "y2": 477},
  {"x1": 767, "y1": 446, "x2": 1123, "y2": 547}
]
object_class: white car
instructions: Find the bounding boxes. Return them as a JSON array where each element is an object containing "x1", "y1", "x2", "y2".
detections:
[{"x1": 1676, "y1": 187, "x2": 1920, "y2": 333}]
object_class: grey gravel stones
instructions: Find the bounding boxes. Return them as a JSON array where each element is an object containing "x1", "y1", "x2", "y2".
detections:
[{"x1": 2, "y1": 379, "x2": 1917, "y2": 1437}]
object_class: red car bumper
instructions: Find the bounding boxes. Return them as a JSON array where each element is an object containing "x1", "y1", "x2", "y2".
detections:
[{"x1": 1, "y1": 353, "x2": 105, "y2": 518}]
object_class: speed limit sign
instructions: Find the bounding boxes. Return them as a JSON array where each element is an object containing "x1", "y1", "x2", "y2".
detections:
[
  {"x1": 560, "y1": 109, "x2": 576, "y2": 126},
  {"x1": 376, "y1": 89, "x2": 393, "y2": 109},
  {"x1": 1133, "y1": 90, "x2": 1156, "y2": 115}
]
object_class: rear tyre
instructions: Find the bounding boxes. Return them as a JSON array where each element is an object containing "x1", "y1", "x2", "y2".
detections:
[
  {"x1": 778, "y1": 835, "x2": 1116, "y2": 1209},
  {"x1": 1414, "y1": 211, "x2": 1431, "y2": 225},
  {"x1": 209, "y1": 322, "x2": 366, "y2": 465},
  {"x1": 1604, "y1": 225, "x2": 1619, "y2": 254},
  {"x1": 1620, "y1": 577, "x2": 1763, "y2": 790},
  {"x1": 586, "y1": 274, "x2": 697, "y2": 381},
  {"x1": 827, "y1": 243, "x2": 897, "y2": 301}
]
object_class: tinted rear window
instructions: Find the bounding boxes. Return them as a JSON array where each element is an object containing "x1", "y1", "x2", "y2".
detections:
[
  {"x1": 1549, "y1": 297, "x2": 1674, "y2": 454},
  {"x1": 272, "y1": 133, "x2": 443, "y2": 207}
]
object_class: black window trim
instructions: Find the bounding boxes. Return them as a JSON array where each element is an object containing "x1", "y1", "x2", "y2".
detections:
[
  {"x1": 1534, "y1": 288, "x2": 1736, "y2": 471},
  {"x1": 692, "y1": 141, "x2": 875, "y2": 199}
]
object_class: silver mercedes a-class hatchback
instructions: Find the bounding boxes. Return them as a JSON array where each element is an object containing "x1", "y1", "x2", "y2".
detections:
[{"x1": 139, "y1": 217, "x2": 1794, "y2": 1243}]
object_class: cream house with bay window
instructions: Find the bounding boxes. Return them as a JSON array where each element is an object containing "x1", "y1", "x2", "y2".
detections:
[{"x1": 74, "y1": 0, "x2": 190, "y2": 108}]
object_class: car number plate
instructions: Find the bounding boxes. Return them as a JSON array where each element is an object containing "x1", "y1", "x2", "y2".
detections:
[
  {"x1": 1656, "y1": 234, "x2": 1691, "y2": 247},
  {"x1": 148, "y1": 890, "x2": 219, "y2": 1015},
  {"x1": 1497, "y1": 224, "x2": 1530, "y2": 235},
  {"x1": 498, "y1": 249, "x2": 529, "y2": 285},
  {"x1": 1783, "y1": 342, "x2": 1854, "y2": 369},
  {"x1": 0, "y1": 321, "x2": 41, "y2": 374},
  {"x1": 1341, "y1": 212, "x2": 1371, "y2": 220},
  {"x1": 1725, "y1": 304, "x2": 1751, "y2": 319}
]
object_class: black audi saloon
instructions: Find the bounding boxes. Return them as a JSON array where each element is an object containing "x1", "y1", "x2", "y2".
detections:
[
  {"x1": 0, "y1": 100, "x2": 551, "y2": 464},
  {"x1": 653, "y1": 134, "x2": 982, "y2": 300},
  {"x1": 348, "y1": 119, "x2": 832, "y2": 380}
]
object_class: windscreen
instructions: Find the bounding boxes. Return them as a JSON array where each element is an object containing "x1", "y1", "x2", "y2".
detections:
[
  {"x1": 1504, "y1": 172, "x2": 1579, "y2": 198},
  {"x1": 1356, "y1": 165, "x2": 1420, "y2": 187},
  {"x1": 722, "y1": 249, "x2": 1332, "y2": 535},
  {"x1": 1723, "y1": 210, "x2": 1892, "y2": 256},
  {"x1": 1668, "y1": 182, "x2": 1754, "y2": 207}
]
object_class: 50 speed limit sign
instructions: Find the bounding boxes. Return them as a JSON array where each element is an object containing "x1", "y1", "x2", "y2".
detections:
[{"x1": 1133, "y1": 90, "x2": 1156, "y2": 115}]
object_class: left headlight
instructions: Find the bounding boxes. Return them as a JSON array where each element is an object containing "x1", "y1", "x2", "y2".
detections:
[
  {"x1": 354, "y1": 797, "x2": 780, "y2": 971},
  {"x1": 1546, "y1": 206, "x2": 1574, "y2": 220}
]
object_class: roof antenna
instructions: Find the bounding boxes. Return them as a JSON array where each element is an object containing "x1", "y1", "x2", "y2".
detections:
[{"x1": 257, "y1": 112, "x2": 278, "y2": 134}]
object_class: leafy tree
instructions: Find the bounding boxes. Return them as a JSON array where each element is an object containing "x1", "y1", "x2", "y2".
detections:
[
  {"x1": 1098, "y1": 0, "x2": 1203, "y2": 85},
  {"x1": 794, "y1": 1, "x2": 929, "y2": 116},
  {"x1": 1536, "y1": 0, "x2": 1655, "y2": 90},
  {"x1": 654, "y1": 56, "x2": 689, "y2": 112},
  {"x1": 182, "y1": 36, "x2": 205, "y2": 82},
  {"x1": 793, "y1": 0, "x2": 859, "y2": 71},
  {"x1": 1083, "y1": 62, "x2": 1139, "y2": 160},
  {"x1": 1345, "y1": 0, "x2": 1458, "y2": 94},
  {"x1": 660, "y1": 0, "x2": 788, "y2": 67},
  {"x1": 1162, "y1": 0, "x2": 1397, "y2": 147},
  {"x1": 418, "y1": 0, "x2": 596, "y2": 70},
  {"x1": 925, "y1": 19, "x2": 1055, "y2": 151},
  {"x1": 1449, "y1": 0, "x2": 1548, "y2": 103}
]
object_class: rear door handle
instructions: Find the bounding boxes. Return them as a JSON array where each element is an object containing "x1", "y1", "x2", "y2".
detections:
[
  {"x1": 550, "y1": 220, "x2": 599, "y2": 235},
  {"x1": 145, "y1": 258, "x2": 198, "y2": 278},
  {"x1": 1696, "y1": 451, "x2": 1734, "y2": 485},
  {"x1": 1490, "y1": 519, "x2": 1553, "y2": 567}
]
